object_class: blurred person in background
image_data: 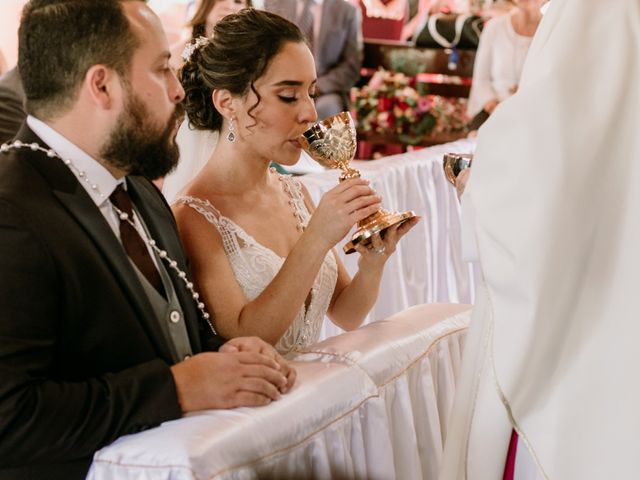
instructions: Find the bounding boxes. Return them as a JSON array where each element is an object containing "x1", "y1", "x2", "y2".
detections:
[
  {"x1": 170, "y1": 0, "x2": 249, "y2": 70},
  {"x1": 263, "y1": 0, "x2": 363, "y2": 120},
  {"x1": 466, "y1": 0, "x2": 545, "y2": 130}
]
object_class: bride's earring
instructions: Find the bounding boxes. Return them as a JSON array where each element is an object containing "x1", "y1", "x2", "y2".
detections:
[{"x1": 227, "y1": 118, "x2": 236, "y2": 143}]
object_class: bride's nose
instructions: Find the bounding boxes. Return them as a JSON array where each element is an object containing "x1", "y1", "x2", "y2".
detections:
[{"x1": 299, "y1": 95, "x2": 317, "y2": 125}]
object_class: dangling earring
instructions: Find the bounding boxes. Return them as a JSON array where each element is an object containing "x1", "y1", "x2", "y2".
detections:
[{"x1": 227, "y1": 118, "x2": 236, "y2": 143}]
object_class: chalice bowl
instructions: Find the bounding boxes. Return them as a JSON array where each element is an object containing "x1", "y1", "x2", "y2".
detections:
[
  {"x1": 298, "y1": 111, "x2": 416, "y2": 254},
  {"x1": 443, "y1": 152, "x2": 473, "y2": 185}
]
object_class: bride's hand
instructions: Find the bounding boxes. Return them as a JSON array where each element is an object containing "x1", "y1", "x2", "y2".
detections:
[
  {"x1": 355, "y1": 217, "x2": 420, "y2": 269},
  {"x1": 305, "y1": 178, "x2": 381, "y2": 250}
]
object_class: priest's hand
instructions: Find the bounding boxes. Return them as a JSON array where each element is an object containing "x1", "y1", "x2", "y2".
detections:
[{"x1": 456, "y1": 168, "x2": 471, "y2": 200}]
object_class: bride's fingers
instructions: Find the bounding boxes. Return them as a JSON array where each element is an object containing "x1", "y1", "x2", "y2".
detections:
[
  {"x1": 369, "y1": 233, "x2": 385, "y2": 251},
  {"x1": 397, "y1": 217, "x2": 420, "y2": 238}
]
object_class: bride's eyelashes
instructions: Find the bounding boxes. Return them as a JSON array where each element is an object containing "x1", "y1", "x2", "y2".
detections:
[
  {"x1": 278, "y1": 95, "x2": 298, "y2": 104},
  {"x1": 277, "y1": 91, "x2": 318, "y2": 104}
]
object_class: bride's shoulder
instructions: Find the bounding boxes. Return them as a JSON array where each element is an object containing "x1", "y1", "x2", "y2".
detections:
[{"x1": 172, "y1": 190, "x2": 221, "y2": 226}]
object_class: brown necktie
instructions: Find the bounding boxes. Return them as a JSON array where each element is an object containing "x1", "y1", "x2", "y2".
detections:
[{"x1": 110, "y1": 185, "x2": 165, "y2": 297}]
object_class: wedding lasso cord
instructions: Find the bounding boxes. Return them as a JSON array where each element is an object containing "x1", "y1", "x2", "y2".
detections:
[{"x1": 0, "y1": 140, "x2": 217, "y2": 335}]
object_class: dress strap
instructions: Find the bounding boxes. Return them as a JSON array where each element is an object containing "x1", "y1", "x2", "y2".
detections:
[
  {"x1": 174, "y1": 195, "x2": 223, "y2": 226},
  {"x1": 174, "y1": 195, "x2": 249, "y2": 257},
  {"x1": 273, "y1": 173, "x2": 311, "y2": 227}
]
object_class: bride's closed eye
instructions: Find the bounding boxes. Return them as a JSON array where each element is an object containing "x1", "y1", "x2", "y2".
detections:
[
  {"x1": 277, "y1": 90, "x2": 318, "y2": 104},
  {"x1": 278, "y1": 95, "x2": 298, "y2": 104}
]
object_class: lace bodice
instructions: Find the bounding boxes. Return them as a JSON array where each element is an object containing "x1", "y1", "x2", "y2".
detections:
[{"x1": 176, "y1": 173, "x2": 338, "y2": 355}]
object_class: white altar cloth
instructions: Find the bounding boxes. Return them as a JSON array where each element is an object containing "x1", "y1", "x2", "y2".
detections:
[
  {"x1": 300, "y1": 139, "x2": 477, "y2": 339},
  {"x1": 88, "y1": 303, "x2": 471, "y2": 480}
]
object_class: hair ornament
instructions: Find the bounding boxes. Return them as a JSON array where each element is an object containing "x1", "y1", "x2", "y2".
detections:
[{"x1": 181, "y1": 36, "x2": 210, "y2": 62}]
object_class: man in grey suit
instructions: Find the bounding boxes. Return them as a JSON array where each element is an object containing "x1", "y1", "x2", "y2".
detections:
[
  {"x1": 0, "y1": 68, "x2": 26, "y2": 144},
  {"x1": 264, "y1": 0, "x2": 363, "y2": 120}
]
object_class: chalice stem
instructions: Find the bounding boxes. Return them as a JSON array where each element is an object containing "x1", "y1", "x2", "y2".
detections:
[{"x1": 339, "y1": 163, "x2": 361, "y2": 181}]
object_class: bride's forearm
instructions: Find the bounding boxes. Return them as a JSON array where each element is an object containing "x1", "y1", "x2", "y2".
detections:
[
  {"x1": 329, "y1": 265, "x2": 383, "y2": 330},
  {"x1": 232, "y1": 232, "x2": 329, "y2": 345}
]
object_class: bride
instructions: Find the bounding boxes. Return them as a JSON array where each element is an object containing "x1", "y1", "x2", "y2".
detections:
[{"x1": 172, "y1": 9, "x2": 418, "y2": 355}]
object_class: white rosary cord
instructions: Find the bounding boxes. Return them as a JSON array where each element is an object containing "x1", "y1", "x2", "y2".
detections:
[{"x1": 0, "y1": 140, "x2": 217, "y2": 335}]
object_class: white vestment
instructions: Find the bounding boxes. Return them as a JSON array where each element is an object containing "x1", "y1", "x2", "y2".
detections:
[{"x1": 442, "y1": 0, "x2": 640, "y2": 478}]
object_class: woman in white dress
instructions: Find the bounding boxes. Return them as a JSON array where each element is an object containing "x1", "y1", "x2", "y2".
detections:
[
  {"x1": 466, "y1": 0, "x2": 544, "y2": 123},
  {"x1": 172, "y1": 9, "x2": 418, "y2": 355}
]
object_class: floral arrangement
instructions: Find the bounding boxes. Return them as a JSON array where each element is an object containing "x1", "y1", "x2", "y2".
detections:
[{"x1": 352, "y1": 69, "x2": 468, "y2": 145}]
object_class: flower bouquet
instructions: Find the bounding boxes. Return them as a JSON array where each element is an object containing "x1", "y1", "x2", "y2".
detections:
[{"x1": 352, "y1": 69, "x2": 468, "y2": 145}]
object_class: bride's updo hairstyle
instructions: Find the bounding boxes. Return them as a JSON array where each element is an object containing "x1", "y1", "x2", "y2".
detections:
[{"x1": 180, "y1": 8, "x2": 306, "y2": 132}]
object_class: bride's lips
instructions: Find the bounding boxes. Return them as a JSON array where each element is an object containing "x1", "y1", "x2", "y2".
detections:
[{"x1": 288, "y1": 138, "x2": 303, "y2": 148}]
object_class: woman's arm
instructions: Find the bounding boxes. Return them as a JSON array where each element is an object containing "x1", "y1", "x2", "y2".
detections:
[
  {"x1": 173, "y1": 179, "x2": 381, "y2": 345},
  {"x1": 301, "y1": 186, "x2": 419, "y2": 331},
  {"x1": 467, "y1": 19, "x2": 500, "y2": 117}
]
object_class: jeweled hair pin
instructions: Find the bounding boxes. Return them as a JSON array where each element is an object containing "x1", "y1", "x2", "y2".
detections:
[{"x1": 181, "y1": 36, "x2": 210, "y2": 62}]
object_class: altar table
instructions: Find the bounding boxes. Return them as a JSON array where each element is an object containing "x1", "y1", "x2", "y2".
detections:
[
  {"x1": 300, "y1": 138, "x2": 477, "y2": 338},
  {"x1": 88, "y1": 303, "x2": 471, "y2": 480}
]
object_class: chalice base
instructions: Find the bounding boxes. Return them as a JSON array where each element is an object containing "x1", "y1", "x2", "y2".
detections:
[{"x1": 343, "y1": 209, "x2": 416, "y2": 254}]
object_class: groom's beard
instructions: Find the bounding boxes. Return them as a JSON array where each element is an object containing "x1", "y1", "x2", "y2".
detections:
[{"x1": 100, "y1": 93, "x2": 184, "y2": 180}]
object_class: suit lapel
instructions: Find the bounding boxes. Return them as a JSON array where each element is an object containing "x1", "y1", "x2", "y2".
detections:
[{"x1": 15, "y1": 125, "x2": 173, "y2": 358}]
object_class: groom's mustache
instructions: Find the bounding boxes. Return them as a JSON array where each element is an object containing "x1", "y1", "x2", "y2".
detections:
[{"x1": 171, "y1": 104, "x2": 185, "y2": 131}]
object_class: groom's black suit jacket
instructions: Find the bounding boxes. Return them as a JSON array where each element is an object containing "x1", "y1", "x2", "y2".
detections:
[{"x1": 0, "y1": 125, "x2": 222, "y2": 479}]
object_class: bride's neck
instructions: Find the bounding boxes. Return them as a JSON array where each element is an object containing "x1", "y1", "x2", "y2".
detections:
[{"x1": 205, "y1": 142, "x2": 271, "y2": 195}]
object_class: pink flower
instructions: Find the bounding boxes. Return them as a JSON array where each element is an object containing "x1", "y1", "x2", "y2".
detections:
[
  {"x1": 368, "y1": 70, "x2": 386, "y2": 90},
  {"x1": 417, "y1": 97, "x2": 432, "y2": 112}
]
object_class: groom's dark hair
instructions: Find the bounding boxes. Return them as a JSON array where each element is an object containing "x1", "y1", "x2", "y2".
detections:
[{"x1": 18, "y1": 0, "x2": 146, "y2": 119}]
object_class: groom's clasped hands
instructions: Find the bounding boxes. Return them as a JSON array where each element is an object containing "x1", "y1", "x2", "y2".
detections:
[{"x1": 170, "y1": 337, "x2": 296, "y2": 412}]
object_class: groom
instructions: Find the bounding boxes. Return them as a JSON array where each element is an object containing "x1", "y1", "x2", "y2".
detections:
[{"x1": 0, "y1": 1, "x2": 295, "y2": 479}]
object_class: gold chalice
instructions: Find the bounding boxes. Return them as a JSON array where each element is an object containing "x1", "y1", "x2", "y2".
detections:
[
  {"x1": 443, "y1": 152, "x2": 473, "y2": 185},
  {"x1": 298, "y1": 111, "x2": 416, "y2": 254}
]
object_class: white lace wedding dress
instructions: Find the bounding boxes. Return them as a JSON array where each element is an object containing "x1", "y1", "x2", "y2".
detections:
[{"x1": 175, "y1": 172, "x2": 338, "y2": 355}]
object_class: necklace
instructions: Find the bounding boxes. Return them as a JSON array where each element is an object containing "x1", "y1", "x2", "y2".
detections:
[
  {"x1": 0, "y1": 140, "x2": 217, "y2": 335},
  {"x1": 269, "y1": 167, "x2": 306, "y2": 232}
]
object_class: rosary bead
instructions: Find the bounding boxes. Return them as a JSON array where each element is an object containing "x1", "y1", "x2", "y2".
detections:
[{"x1": 1, "y1": 140, "x2": 218, "y2": 336}]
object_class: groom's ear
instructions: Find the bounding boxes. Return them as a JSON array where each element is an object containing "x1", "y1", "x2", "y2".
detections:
[
  {"x1": 211, "y1": 88, "x2": 236, "y2": 119},
  {"x1": 83, "y1": 65, "x2": 121, "y2": 111}
]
